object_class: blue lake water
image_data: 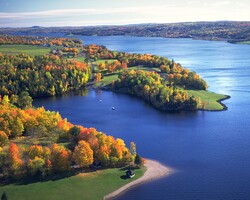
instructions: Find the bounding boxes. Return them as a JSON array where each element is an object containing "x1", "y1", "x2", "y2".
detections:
[{"x1": 34, "y1": 36, "x2": 250, "y2": 199}]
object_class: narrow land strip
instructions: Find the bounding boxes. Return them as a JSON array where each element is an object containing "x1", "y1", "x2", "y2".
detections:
[{"x1": 103, "y1": 159, "x2": 172, "y2": 200}]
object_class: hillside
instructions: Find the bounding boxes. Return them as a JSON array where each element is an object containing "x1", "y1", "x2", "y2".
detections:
[{"x1": 0, "y1": 21, "x2": 250, "y2": 43}]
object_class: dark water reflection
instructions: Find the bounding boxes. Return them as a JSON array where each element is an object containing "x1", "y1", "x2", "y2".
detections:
[{"x1": 34, "y1": 36, "x2": 250, "y2": 199}]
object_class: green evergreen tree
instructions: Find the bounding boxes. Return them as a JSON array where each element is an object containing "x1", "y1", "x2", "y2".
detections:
[
  {"x1": 134, "y1": 154, "x2": 143, "y2": 167},
  {"x1": 17, "y1": 91, "x2": 33, "y2": 109},
  {"x1": 1, "y1": 192, "x2": 8, "y2": 200},
  {"x1": 68, "y1": 126, "x2": 81, "y2": 137}
]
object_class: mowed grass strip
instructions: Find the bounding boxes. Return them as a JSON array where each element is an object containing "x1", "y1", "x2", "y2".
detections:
[
  {"x1": 73, "y1": 57, "x2": 86, "y2": 62},
  {"x1": 94, "y1": 74, "x2": 119, "y2": 87},
  {"x1": 101, "y1": 74, "x2": 119, "y2": 85},
  {"x1": 237, "y1": 41, "x2": 250, "y2": 45},
  {"x1": 0, "y1": 45, "x2": 51, "y2": 56},
  {"x1": 94, "y1": 59, "x2": 117, "y2": 65},
  {"x1": 187, "y1": 90, "x2": 229, "y2": 111},
  {"x1": 0, "y1": 167, "x2": 145, "y2": 200}
]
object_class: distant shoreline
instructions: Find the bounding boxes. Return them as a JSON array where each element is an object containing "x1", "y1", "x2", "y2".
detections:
[
  {"x1": 103, "y1": 159, "x2": 172, "y2": 200},
  {"x1": 66, "y1": 33, "x2": 250, "y2": 45}
]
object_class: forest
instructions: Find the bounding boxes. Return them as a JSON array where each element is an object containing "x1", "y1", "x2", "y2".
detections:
[
  {"x1": 0, "y1": 54, "x2": 90, "y2": 97},
  {"x1": 0, "y1": 97, "x2": 137, "y2": 182}
]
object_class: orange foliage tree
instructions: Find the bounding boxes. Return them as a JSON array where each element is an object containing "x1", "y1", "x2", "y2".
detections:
[
  {"x1": 94, "y1": 73, "x2": 102, "y2": 82},
  {"x1": 73, "y1": 141, "x2": 94, "y2": 168},
  {"x1": 50, "y1": 144, "x2": 71, "y2": 172},
  {"x1": 8, "y1": 143, "x2": 24, "y2": 178}
]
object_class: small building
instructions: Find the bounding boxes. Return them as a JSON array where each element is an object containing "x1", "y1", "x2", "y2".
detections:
[{"x1": 126, "y1": 169, "x2": 135, "y2": 178}]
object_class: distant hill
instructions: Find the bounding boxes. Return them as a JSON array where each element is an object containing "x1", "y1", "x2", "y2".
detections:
[
  {"x1": 31, "y1": 26, "x2": 42, "y2": 28},
  {"x1": 1, "y1": 21, "x2": 250, "y2": 43}
]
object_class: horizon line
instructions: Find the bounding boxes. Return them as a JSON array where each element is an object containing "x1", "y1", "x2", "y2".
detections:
[{"x1": 1, "y1": 20, "x2": 250, "y2": 29}]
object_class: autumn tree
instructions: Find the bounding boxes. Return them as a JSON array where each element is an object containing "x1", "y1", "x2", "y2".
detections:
[
  {"x1": 94, "y1": 73, "x2": 102, "y2": 82},
  {"x1": 73, "y1": 141, "x2": 94, "y2": 168},
  {"x1": 28, "y1": 145, "x2": 44, "y2": 159},
  {"x1": 0, "y1": 131, "x2": 8, "y2": 147},
  {"x1": 160, "y1": 65, "x2": 170, "y2": 73},
  {"x1": 202, "y1": 101, "x2": 206, "y2": 109},
  {"x1": 28, "y1": 156, "x2": 45, "y2": 177},
  {"x1": 8, "y1": 143, "x2": 24, "y2": 178},
  {"x1": 98, "y1": 63, "x2": 106, "y2": 71},
  {"x1": 1, "y1": 96, "x2": 10, "y2": 106},
  {"x1": 50, "y1": 144, "x2": 71, "y2": 172}
]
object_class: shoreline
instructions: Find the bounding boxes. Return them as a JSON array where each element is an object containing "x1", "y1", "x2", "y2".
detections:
[
  {"x1": 199, "y1": 94, "x2": 231, "y2": 112},
  {"x1": 66, "y1": 33, "x2": 249, "y2": 45},
  {"x1": 216, "y1": 95, "x2": 231, "y2": 111},
  {"x1": 98, "y1": 87, "x2": 231, "y2": 112},
  {"x1": 103, "y1": 159, "x2": 172, "y2": 200}
]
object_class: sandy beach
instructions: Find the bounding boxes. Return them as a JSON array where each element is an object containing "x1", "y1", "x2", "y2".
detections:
[{"x1": 103, "y1": 159, "x2": 172, "y2": 200}]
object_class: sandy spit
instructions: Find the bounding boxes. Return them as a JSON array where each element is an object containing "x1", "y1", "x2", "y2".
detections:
[{"x1": 103, "y1": 159, "x2": 172, "y2": 200}]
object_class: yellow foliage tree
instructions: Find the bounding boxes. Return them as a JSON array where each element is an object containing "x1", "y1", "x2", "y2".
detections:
[{"x1": 73, "y1": 141, "x2": 94, "y2": 168}]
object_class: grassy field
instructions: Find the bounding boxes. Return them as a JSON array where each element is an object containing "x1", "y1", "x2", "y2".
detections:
[
  {"x1": 0, "y1": 167, "x2": 145, "y2": 200},
  {"x1": 129, "y1": 66, "x2": 161, "y2": 72},
  {"x1": 94, "y1": 74, "x2": 119, "y2": 87},
  {"x1": 94, "y1": 59, "x2": 117, "y2": 65},
  {"x1": 73, "y1": 57, "x2": 86, "y2": 62},
  {"x1": 0, "y1": 45, "x2": 51, "y2": 56},
  {"x1": 187, "y1": 90, "x2": 229, "y2": 111},
  {"x1": 237, "y1": 41, "x2": 250, "y2": 45},
  {"x1": 94, "y1": 65, "x2": 160, "y2": 87}
]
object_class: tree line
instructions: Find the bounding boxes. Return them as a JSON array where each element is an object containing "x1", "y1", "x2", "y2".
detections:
[{"x1": 0, "y1": 35, "x2": 83, "y2": 47}]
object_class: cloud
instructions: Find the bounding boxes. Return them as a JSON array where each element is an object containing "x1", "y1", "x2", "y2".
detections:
[
  {"x1": 0, "y1": 4, "x2": 249, "y2": 27},
  {"x1": 0, "y1": 7, "x2": 167, "y2": 19},
  {"x1": 213, "y1": 1, "x2": 231, "y2": 6}
]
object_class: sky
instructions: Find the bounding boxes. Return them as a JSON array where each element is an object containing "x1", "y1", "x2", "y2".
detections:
[{"x1": 0, "y1": 0, "x2": 249, "y2": 27}]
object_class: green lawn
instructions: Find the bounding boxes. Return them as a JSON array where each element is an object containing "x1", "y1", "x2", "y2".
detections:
[
  {"x1": 94, "y1": 59, "x2": 117, "y2": 65},
  {"x1": 73, "y1": 57, "x2": 86, "y2": 62},
  {"x1": 101, "y1": 74, "x2": 119, "y2": 85},
  {"x1": 129, "y1": 66, "x2": 161, "y2": 72},
  {"x1": 187, "y1": 90, "x2": 229, "y2": 111},
  {"x1": 0, "y1": 167, "x2": 145, "y2": 200},
  {"x1": 237, "y1": 41, "x2": 250, "y2": 45},
  {"x1": 0, "y1": 45, "x2": 51, "y2": 56},
  {"x1": 95, "y1": 74, "x2": 119, "y2": 87}
]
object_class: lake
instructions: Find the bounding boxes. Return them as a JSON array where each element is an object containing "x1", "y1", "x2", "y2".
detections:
[{"x1": 34, "y1": 36, "x2": 250, "y2": 199}]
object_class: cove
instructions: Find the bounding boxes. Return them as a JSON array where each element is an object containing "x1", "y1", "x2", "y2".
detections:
[{"x1": 34, "y1": 36, "x2": 250, "y2": 200}]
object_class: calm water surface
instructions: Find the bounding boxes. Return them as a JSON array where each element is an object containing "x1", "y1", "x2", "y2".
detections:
[{"x1": 34, "y1": 36, "x2": 250, "y2": 200}]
